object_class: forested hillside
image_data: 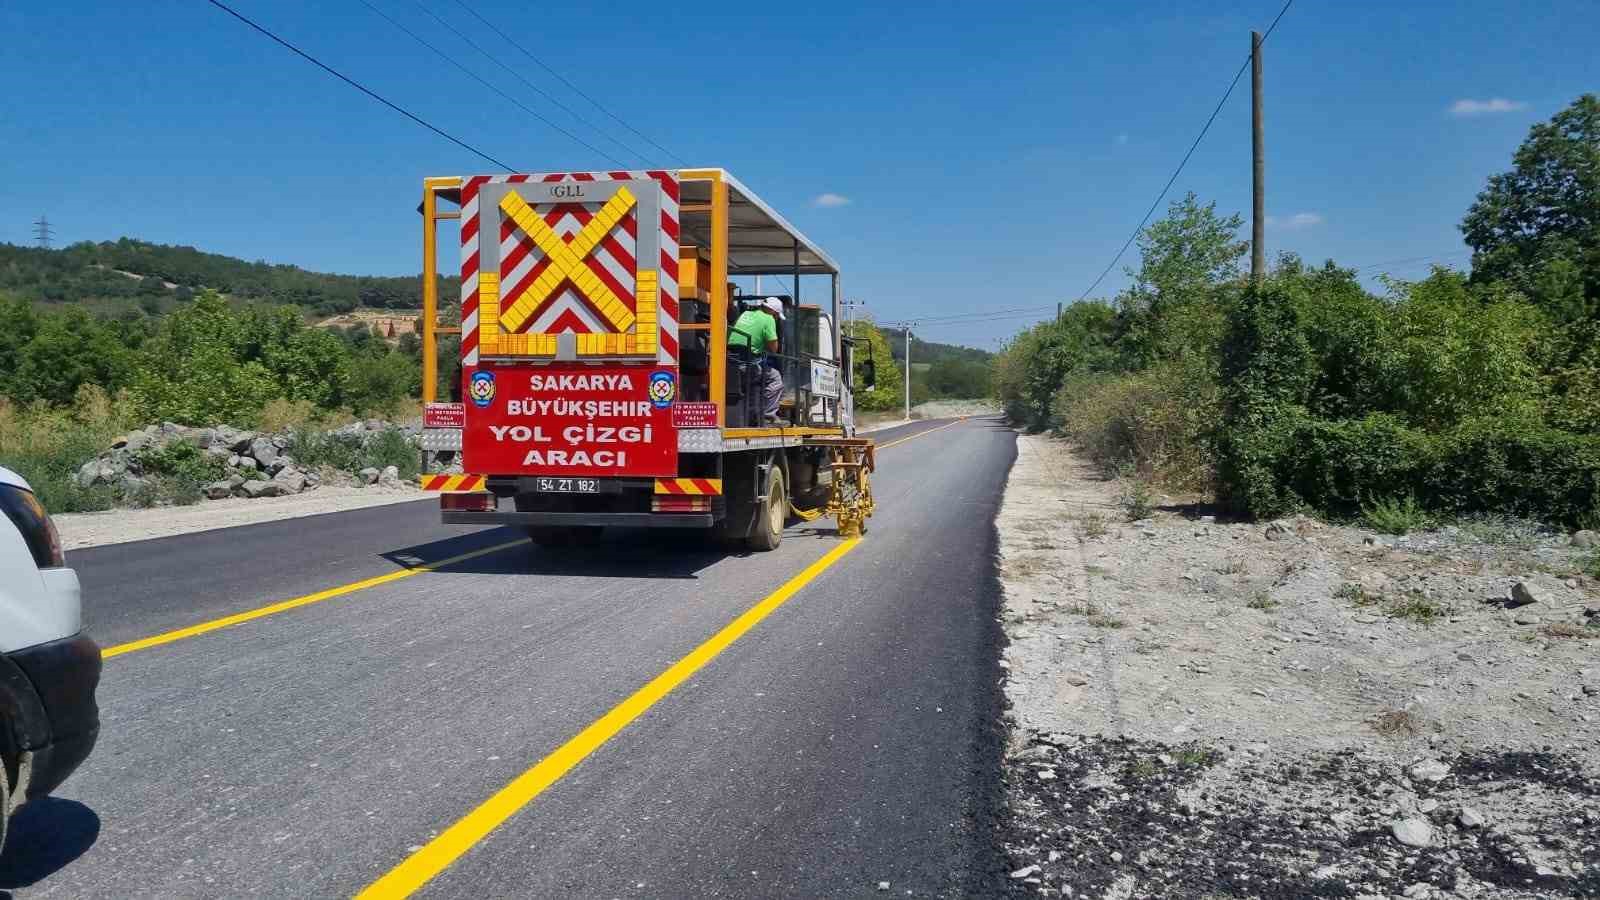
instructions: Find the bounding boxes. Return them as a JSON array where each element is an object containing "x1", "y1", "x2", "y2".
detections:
[
  {"x1": 0, "y1": 238, "x2": 453, "y2": 316},
  {"x1": 879, "y1": 328, "x2": 993, "y2": 401}
]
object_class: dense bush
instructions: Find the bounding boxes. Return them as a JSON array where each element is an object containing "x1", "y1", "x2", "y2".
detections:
[
  {"x1": 0, "y1": 289, "x2": 424, "y2": 428},
  {"x1": 1055, "y1": 356, "x2": 1218, "y2": 491},
  {"x1": 289, "y1": 427, "x2": 419, "y2": 479},
  {"x1": 1002, "y1": 95, "x2": 1600, "y2": 527},
  {"x1": 0, "y1": 386, "x2": 130, "y2": 513}
]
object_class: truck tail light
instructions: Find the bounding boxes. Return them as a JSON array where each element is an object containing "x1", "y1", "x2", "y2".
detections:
[
  {"x1": 652, "y1": 495, "x2": 710, "y2": 514},
  {"x1": 440, "y1": 492, "x2": 496, "y2": 512}
]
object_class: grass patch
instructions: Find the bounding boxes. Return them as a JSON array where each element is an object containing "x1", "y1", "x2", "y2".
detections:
[
  {"x1": 1216, "y1": 558, "x2": 1248, "y2": 575},
  {"x1": 1542, "y1": 622, "x2": 1600, "y2": 640},
  {"x1": 1372, "y1": 708, "x2": 1424, "y2": 738},
  {"x1": 1128, "y1": 758, "x2": 1159, "y2": 779},
  {"x1": 1578, "y1": 552, "x2": 1600, "y2": 580},
  {"x1": 1078, "y1": 510, "x2": 1109, "y2": 540},
  {"x1": 1335, "y1": 582, "x2": 1382, "y2": 607},
  {"x1": 1454, "y1": 514, "x2": 1543, "y2": 549},
  {"x1": 1388, "y1": 595, "x2": 1447, "y2": 625},
  {"x1": 1006, "y1": 555, "x2": 1050, "y2": 577},
  {"x1": 1173, "y1": 747, "x2": 1216, "y2": 768},
  {"x1": 1067, "y1": 601, "x2": 1126, "y2": 628},
  {"x1": 1245, "y1": 592, "x2": 1280, "y2": 611},
  {"x1": 1362, "y1": 496, "x2": 1430, "y2": 535}
]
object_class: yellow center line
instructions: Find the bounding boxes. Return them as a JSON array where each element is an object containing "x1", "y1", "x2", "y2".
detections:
[
  {"x1": 355, "y1": 538, "x2": 862, "y2": 900},
  {"x1": 355, "y1": 419, "x2": 967, "y2": 897},
  {"x1": 876, "y1": 415, "x2": 968, "y2": 450},
  {"x1": 101, "y1": 538, "x2": 529, "y2": 659},
  {"x1": 104, "y1": 418, "x2": 969, "y2": 661}
]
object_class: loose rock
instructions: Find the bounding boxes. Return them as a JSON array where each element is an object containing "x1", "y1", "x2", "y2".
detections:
[{"x1": 1391, "y1": 817, "x2": 1433, "y2": 848}]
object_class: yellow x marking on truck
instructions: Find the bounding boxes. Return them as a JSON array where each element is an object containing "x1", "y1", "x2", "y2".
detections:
[{"x1": 497, "y1": 188, "x2": 638, "y2": 334}]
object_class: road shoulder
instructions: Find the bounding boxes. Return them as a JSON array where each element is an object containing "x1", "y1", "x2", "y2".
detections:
[
  {"x1": 54, "y1": 484, "x2": 424, "y2": 550},
  {"x1": 994, "y1": 432, "x2": 1600, "y2": 899}
]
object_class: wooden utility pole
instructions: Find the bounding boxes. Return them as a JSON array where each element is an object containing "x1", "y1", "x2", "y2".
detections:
[{"x1": 1251, "y1": 30, "x2": 1265, "y2": 283}]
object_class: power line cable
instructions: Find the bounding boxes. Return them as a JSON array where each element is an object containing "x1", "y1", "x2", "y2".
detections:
[
  {"x1": 1353, "y1": 250, "x2": 1471, "y2": 271},
  {"x1": 203, "y1": 0, "x2": 516, "y2": 171},
  {"x1": 410, "y1": 1, "x2": 649, "y2": 168},
  {"x1": 861, "y1": 304, "x2": 1059, "y2": 327},
  {"x1": 450, "y1": 0, "x2": 689, "y2": 168},
  {"x1": 357, "y1": 0, "x2": 627, "y2": 168},
  {"x1": 1072, "y1": 0, "x2": 1295, "y2": 304}
]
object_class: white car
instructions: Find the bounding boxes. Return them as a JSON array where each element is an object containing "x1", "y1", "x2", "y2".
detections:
[{"x1": 0, "y1": 466, "x2": 100, "y2": 854}]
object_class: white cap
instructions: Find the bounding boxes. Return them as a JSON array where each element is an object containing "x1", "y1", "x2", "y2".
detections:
[{"x1": 761, "y1": 296, "x2": 785, "y2": 320}]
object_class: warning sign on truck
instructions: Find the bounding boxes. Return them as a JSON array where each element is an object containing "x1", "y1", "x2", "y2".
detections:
[{"x1": 461, "y1": 365, "x2": 678, "y2": 477}]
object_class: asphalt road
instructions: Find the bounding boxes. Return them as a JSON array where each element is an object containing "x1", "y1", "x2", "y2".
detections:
[{"x1": 2, "y1": 417, "x2": 1016, "y2": 899}]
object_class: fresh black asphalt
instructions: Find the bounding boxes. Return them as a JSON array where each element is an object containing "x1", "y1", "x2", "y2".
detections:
[{"x1": 2, "y1": 417, "x2": 1016, "y2": 898}]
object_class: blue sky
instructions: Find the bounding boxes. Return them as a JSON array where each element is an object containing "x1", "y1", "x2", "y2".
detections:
[{"x1": 2, "y1": 1, "x2": 1595, "y2": 350}]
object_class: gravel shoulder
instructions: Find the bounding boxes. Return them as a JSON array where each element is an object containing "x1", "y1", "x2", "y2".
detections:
[
  {"x1": 54, "y1": 484, "x2": 423, "y2": 550},
  {"x1": 996, "y1": 433, "x2": 1600, "y2": 899}
]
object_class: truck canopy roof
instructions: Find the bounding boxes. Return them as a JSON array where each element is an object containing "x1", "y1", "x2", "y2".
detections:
[{"x1": 680, "y1": 170, "x2": 840, "y2": 277}]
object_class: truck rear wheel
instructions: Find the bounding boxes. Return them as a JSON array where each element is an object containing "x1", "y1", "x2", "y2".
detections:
[
  {"x1": 524, "y1": 526, "x2": 603, "y2": 548},
  {"x1": 747, "y1": 465, "x2": 785, "y2": 551}
]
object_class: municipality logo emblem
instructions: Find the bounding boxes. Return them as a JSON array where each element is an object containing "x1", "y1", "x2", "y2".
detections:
[
  {"x1": 648, "y1": 371, "x2": 676, "y2": 409},
  {"x1": 469, "y1": 370, "x2": 496, "y2": 408}
]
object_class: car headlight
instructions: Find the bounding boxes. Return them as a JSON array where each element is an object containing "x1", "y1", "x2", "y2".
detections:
[{"x1": 0, "y1": 483, "x2": 66, "y2": 569}]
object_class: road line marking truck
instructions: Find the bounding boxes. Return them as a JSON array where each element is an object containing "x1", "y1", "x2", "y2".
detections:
[{"x1": 416, "y1": 169, "x2": 876, "y2": 549}]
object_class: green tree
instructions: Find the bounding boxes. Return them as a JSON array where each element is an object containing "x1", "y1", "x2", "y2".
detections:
[
  {"x1": 127, "y1": 290, "x2": 279, "y2": 424},
  {"x1": 8, "y1": 308, "x2": 134, "y2": 406},
  {"x1": 347, "y1": 350, "x2": 419, "y2": 416},
  {"x1": 0, "y1": 295, "x2": 40, "y2": 389},
  {"x1": 1461, "y1": 94, "x2": 1600, "y2": 322},
  {"x1": 924, "y1": 358, "x2": 991, "y2": 398},
  {"x1": 843, "y1": 321, "x2": 903, "y2": 412},
  {"x1": 993, "y1": 302, "x2": 1120, "y2": 429},
  {"x1": 1115, "y1": 192, "x2": 1247, "y2": 366}
]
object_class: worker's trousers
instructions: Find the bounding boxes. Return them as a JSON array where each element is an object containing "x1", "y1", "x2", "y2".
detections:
[{"x1": 761, "y1": 367, "x2": 783, "y2": 419}]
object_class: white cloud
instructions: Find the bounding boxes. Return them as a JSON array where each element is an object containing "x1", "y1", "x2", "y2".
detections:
[
  {"x1": 1266, "y1": 212, "x2": 1324, "y2": 230},
  {"x1": 813, "y1": 193, "x2": 851, "y2": 208},
  {"x1": 1449, "y1": 98, "x2": 1527, "y2": 117}
]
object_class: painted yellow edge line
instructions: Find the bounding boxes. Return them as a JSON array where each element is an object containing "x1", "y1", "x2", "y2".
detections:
[
  {"x1": 101, "y1": 538, "x2": 529, "y2": 659},
  {"x1": 876, "y1": 415, "x2": 967, "y2": 450},
  {"x1": 355, "y1": 537, "x2": 864, "y2": 899}
]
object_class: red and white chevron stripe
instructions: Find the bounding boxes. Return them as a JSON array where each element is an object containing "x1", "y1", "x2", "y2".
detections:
[{"x1": 459, "y1": 171, "x2": 678, "y2": 367}]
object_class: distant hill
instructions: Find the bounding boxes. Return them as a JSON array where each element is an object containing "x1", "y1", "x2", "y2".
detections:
[
  {"x1": 877, "y1": 326, "x2": 992, "y2": 400},
  {"x1": 0, "y1": 239, "x2": 454, "y2": 318},
  {"x1": 880, "y1": 327, "x2": 992, "y2": 364}
]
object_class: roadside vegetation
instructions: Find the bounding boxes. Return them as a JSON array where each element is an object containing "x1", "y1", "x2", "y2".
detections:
[
  {"x1": 997, "y1": 94, "x2": 1600, "y2": 527},
  {"x1": 843, "y1": 320, "x2": 992, "y2": 411},
  {"x1": 0, "y1": 289, "x2": 445, "y2": 511}
]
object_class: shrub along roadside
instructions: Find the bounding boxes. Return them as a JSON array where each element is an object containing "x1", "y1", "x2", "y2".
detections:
[{"x1": 0, "y1": 387, "x2": 130, "y2": 513}]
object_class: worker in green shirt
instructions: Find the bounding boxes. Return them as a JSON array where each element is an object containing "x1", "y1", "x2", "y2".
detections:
[{"x1": 728, "y1": 296, "x2": 785, "y2": 424}]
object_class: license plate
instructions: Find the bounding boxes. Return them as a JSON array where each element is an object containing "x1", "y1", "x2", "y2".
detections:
[{"x1": 534, "y1": 477, "x2": 600, "y2": 493}]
